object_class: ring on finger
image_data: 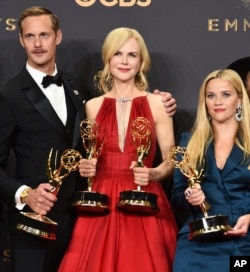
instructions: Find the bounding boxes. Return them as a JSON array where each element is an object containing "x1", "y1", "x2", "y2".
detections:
[{"x1": 184, "y1": 189, "x2": 192, "y2": 197}]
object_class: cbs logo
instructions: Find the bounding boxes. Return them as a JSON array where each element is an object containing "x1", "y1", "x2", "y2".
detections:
[{"x1": 75, "y1": 0, "x2": 151, "y2": 7}]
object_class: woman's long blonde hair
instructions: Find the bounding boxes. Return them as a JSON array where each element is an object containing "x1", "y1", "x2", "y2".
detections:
[
  {"x1": 187, "y1": 69, "x2": 250, "y2": 169},
  {"x1": 96, "y1": 27, "x2": 151, "y2": 93}
]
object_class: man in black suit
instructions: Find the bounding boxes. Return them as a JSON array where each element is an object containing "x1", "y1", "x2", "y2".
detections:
[{"x1": 0, "y1": 6, "x2": 93, "y2": 272}]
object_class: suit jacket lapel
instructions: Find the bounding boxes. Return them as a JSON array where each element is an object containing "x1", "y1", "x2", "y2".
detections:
[
  {"x1": 61, "y1": 72, "x2": 85, "y2": 148},
  {"x1": 206, "y1": 142, "x2": 243, "y2": 184},
  {"x1": 21, "y1": 68, "x2": 70, "y2": 141},
  {"x1": 221, "y1": 144, "x2": 243, "y2": 177}
]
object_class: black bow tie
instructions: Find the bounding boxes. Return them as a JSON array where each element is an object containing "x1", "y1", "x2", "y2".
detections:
[{"x1": 41, "y1": 72, "x2": 63, "y2": 88}]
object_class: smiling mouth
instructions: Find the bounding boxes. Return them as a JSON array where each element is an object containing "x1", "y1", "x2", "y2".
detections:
[{"x1": 118, "y1": 68, "x2": 129, "y2": 72}]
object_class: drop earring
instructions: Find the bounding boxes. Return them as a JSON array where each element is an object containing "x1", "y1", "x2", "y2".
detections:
[
  {"x1": 206, "y1": 113, "x2": 211, "y2": 121},
  {"x1": 235, "y1": 105, "x2": 243, "y2": 122}
]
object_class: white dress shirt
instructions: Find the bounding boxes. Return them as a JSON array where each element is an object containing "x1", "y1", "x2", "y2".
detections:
[{"x1": 26, "y1": 63, "x2": 67, "y2": 125}]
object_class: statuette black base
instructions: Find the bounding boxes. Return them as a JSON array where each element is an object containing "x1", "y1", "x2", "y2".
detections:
[
  {"x1": 117, "y1": 190, "x2": 159, "y2": 214},
  {"x1": 72, "y1": 191, "x2": 110, "y2": 214},
  {"x1": 16, "y1": 212, "x2": 57, "y2": 240},
  {"x1": 188, "y1": 214, "x2": 232, "y2": 241}
]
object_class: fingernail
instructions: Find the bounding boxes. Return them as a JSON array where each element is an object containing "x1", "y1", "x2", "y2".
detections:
[{"x1": 185, "y1": 189, "x2": 192, "y2": 197}]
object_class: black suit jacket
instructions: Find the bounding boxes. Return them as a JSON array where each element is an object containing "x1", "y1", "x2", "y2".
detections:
[{"x1": 0, "y1": 67, "x2": 91, "y2": 271}]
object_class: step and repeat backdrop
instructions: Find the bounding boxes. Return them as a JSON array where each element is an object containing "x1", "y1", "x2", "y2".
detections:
[
  {"x1": 1, "y1": 0, "x2": 250, "y2": 140},
  {"x1": 0, "y1": 2, "x2": 250, "y2": 259}
]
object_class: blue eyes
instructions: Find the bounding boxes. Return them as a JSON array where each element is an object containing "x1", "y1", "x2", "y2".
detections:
[
  {"x1": 24, "y1": 33, "x2": 50, "y2": 40},
  {"x1": 207, "y1": 93, "x2": 230, "y2": 99}
]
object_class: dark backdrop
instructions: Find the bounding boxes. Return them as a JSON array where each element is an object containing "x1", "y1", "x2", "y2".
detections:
[{"x1": 1, "y1": 0, "x2": 250, "y2": 141}]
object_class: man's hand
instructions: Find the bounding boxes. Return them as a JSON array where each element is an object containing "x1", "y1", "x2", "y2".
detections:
[
  {"x1": 153, "y1": 90, "x2": 177, "y2": 117},
  {"x1": 25, "y1": 183, "x2": 57, "y2": 215}
]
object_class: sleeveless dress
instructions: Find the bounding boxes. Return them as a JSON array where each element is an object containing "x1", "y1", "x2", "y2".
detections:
[{"x1": 59, "y1": 96, "x2": 177, "y2": 272}]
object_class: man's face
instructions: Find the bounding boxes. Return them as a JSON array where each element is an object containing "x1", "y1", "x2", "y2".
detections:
[{"x1": 19, "y1": 15, "x2": 62, "y2": 73}]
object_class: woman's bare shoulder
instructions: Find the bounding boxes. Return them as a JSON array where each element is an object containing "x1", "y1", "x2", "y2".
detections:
[
  {"x1": 86, "y1": 95, "x2": 103, "y2": 105},
  {"x1": 85, "y1": 95, "x2": 104, "y2": 118},
  {"x1": 147, "y1": 91, "x2": 165, "y2": 108}
]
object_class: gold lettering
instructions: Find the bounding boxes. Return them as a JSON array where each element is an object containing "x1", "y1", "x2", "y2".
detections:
[
  {"x1": 75, "y1": 0, "x2": 96, "y2": 7},
  {"x1": 6, "y1": 18, "x2": 17, "y2": 31},
  {"x1": 75, "y1": 0, "x2": 151, "y2": 7},
  {"x1": 137, "y1": 0, "x2": 151, "y2": 7},
  {"x1": 225, "y1": 19, "x2": 237, "y2": 31},
  {"x1": 243, "y1": 19, "x2": 250, "y2": 31},
  {"x1": 3, "y1": 249, "x2": 11, "y2": 262},
  {"x1": 120, "y1": 0, "x2": 136, "y2": 7},
  {"x1": 100, "y1": 0, "x2": 118, "y2": 7},
  {"x1": 208, "y1": 19, "x2": 250, "y2": 32},
  {"x1": 208, "y1": 19, "x2": 219, "y2": 32}
]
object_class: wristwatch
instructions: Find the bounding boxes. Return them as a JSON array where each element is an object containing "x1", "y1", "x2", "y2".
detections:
[{"x1": 20, "y1": 188, "x2": 31, "y2": 204}]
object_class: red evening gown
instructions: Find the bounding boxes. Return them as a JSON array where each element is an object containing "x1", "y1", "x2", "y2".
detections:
[{"x1": 59, "y1": 96, "x2": 177, "y2": 272}]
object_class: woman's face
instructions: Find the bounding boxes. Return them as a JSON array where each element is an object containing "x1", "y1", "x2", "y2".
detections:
[
  {"x1": 205, "y1": 78, "x2": 241, "y2": 124},
  {"x1": 109, "y1": 37, "x2": 141, "y2": 83}
]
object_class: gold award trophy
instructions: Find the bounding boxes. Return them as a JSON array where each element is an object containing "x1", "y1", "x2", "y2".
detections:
[
  {"x1": 72, "y1": 119, "x2": 110, "y2": 213},
  {"x1": 169, "y1": 146, "x2": 232, "y2": 241},
  {"x1": 117, "y1": 117, "x2": 159, "y2": 214},
  {"x1": 16, "y1": 149, "x2": 82, "y2": 240}
]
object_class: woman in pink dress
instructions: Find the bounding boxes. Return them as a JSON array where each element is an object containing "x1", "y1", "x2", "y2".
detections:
[{"x1": 59, "y1": 27, "x2": 177, "y2": 272}]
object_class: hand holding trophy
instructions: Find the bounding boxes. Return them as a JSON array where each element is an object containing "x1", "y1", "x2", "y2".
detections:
[
  {"x1": 16, "y1": 148, "x2": 82, "y2": 240},
  {"x1": 117, "y1": 117, "x2": 159, "y2": 214},
  {"x1": 169, "y1": 146, "x2": 232, "y2": 241},
  {"x1": 72, "y1": 119, "x2": 110, "y2": 213}
]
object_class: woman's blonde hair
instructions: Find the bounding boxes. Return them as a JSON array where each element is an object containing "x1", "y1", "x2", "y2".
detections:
[
  {"x1": 96, "y1": 27, "x2": 151, "y2": 93},
  {"x1": 187, "y1": 69, "x2": 250, "y2": 169}
]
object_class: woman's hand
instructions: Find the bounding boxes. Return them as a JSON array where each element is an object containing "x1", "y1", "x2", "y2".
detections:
[
  {"x1": 224, "y1": 214, "x2": 250, "y2": 237},
  {"x1": 130, "y1": 161, "x2": 150, "y2": 186},
  {"x1": 78, "y1": 158, "x2": 97, "y2": 178},
  {"x1": 184, "y1": 183, "x2": 206, "y2": 206}
]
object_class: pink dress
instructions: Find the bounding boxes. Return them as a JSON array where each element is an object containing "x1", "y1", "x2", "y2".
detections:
[{"x1": 59, "y1": 96, "x2": 177, "y2": 272}]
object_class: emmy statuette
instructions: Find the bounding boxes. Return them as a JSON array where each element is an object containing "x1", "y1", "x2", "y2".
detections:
[
  {"x1": 72, "y1": 119, "x2": 110, "y2": 213},
  {"x1": 16, "y1": 149, "x2": 82, "y2": 240},
  {"x1": 117, "y1": 117, "x2": 159, "y2": 214},
  {"x1": 169, "y1": 146, "x2": 232, "y2": 241}
]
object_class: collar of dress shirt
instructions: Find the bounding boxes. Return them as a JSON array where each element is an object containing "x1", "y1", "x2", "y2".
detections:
[{"x1": 26, "y1": 62, "x2": 58, "y2": 88}]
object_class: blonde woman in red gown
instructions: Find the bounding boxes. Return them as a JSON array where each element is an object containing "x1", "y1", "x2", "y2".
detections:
[{"x1": 59, "y1": 27, "x2": 177, "y2": 272}]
